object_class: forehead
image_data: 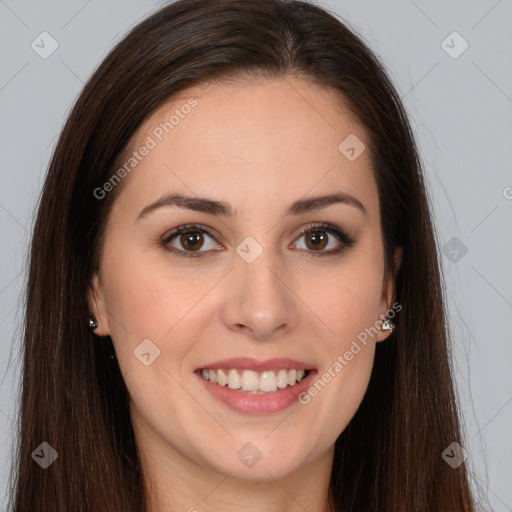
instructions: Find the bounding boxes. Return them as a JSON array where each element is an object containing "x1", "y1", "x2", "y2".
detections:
[
  {"x1": 132, "y1": 76, "x2": 364, "y2": 150},
  {"x1": 111, "y1": 76, "x2": 378, "y2": 224}
]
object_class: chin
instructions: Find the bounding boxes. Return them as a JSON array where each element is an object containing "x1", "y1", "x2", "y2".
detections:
[{"x1": 197, "y1": 438, "x2": 310, "y2": 482}]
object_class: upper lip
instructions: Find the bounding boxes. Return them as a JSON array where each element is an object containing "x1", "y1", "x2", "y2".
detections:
[{"x1": 196, "y1": 357, "x2": 315, "y2": 372}]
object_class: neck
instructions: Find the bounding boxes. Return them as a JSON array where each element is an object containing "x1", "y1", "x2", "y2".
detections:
[{"x1": 135, "y1": 424, "x2": 335, "y2": 512}]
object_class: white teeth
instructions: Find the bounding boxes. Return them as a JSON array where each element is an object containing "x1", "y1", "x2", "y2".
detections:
[
  {"x1": 217, "y1": 369, "x2": 228, "y2": 386},
  {"x1": 260, "y1": 371, "x2": 277, "y2": 392},
  {"x1": 201, "y1": 368, "x2": 309, "y2": 393},
  {"x1": 277, "y1": 369, "x2": 288, "y2": 389},
  {"x1": 241, "y1": 370, "x2": 259, "y2": 391},
  {"x1": 228, "y1": 369, "x2": 241, "y2": 389}
]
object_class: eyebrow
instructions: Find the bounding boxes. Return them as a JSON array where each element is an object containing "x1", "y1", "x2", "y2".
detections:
[{"x1": 136, "y1": 191, "x2": 367, "y2": 221}]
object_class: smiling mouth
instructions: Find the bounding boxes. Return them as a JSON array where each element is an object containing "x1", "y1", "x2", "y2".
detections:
[{"x1": 198, "y1": 368, "x2": 311, "y2": 394}]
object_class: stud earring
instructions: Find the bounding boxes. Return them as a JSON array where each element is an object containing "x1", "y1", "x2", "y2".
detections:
[
  {"x1": 381, "y1": 319, "x2": 395, "y2": 332},
  {"x1": 88, "y1": 313, "x2": 98, "y2": 331}
]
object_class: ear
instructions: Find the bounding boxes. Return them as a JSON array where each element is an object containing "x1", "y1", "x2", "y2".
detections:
[
  {"x1": 375, "y1": 246, "x2": 402, "y2": 343},
  {"x1": 87, "y1": 272, "x2": 111, "y2": 336}
]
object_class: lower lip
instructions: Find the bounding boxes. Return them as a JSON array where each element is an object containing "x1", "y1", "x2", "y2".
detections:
[{"x1": 196, "y1": 370, "x2": 317, "y2": 415}]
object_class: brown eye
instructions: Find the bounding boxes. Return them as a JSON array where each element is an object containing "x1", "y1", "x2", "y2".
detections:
[
  {"x1": 161, "y1": 222, "x2": 355, "y2": 259},
  {"x1": 161, "y1": 224, "x2": 221, "y2": 257},
  {"x1": 180, "y1": 231, "x2": 204, "y2": 251},
  {"x1": 304, "y1": 230, "x2": 328, "y2": 251},
  {"x1": 292, "y1": 222, "x2": 356, "y2": 256}
]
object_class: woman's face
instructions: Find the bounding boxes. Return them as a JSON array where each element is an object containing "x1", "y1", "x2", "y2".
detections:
[{"x1": 89, "y1": 76, "x2": 401, "y2": 481}]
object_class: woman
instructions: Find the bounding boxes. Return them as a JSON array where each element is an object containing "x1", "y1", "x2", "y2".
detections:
[{"x1": 9, "y1": 0, "x2": 482, "y2": 510}]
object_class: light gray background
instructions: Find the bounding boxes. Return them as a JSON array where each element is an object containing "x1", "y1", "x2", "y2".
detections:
[{"x1": 1, "y1": 0, "x2": 511, "y2": 510}]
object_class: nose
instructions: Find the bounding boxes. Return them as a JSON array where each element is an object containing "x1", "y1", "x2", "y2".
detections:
[{"x1": 219, "y1": 247, "x2": 299, "y2": 340}]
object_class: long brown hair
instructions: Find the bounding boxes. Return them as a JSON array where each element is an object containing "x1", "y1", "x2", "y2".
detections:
[{"x1": 9, "y1": 0, "x2": 483, "y2": 510}]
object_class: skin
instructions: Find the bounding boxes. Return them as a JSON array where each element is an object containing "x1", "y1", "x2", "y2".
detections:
[{"x1": 89, "y1": 76, "x2": 402, "y2": 512}]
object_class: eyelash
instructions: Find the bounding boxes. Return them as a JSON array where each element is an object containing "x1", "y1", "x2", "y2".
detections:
[{"x1": 159, "y1": 222, "x2": 356, "y2": 259}]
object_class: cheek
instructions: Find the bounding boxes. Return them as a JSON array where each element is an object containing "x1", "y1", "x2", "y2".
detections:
[
  {"x1": 299, "y1": 291, "x2": 378, "y2": 442},
  {"x1": 100, "y1": 243, "x2": 211, "y2": 363},
  {"x1": 294, "y1": 254, "x2": 383, "y2": 428},
  {"x1": 306, "y1": 258, "x2": 384, "y2": 346}
]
